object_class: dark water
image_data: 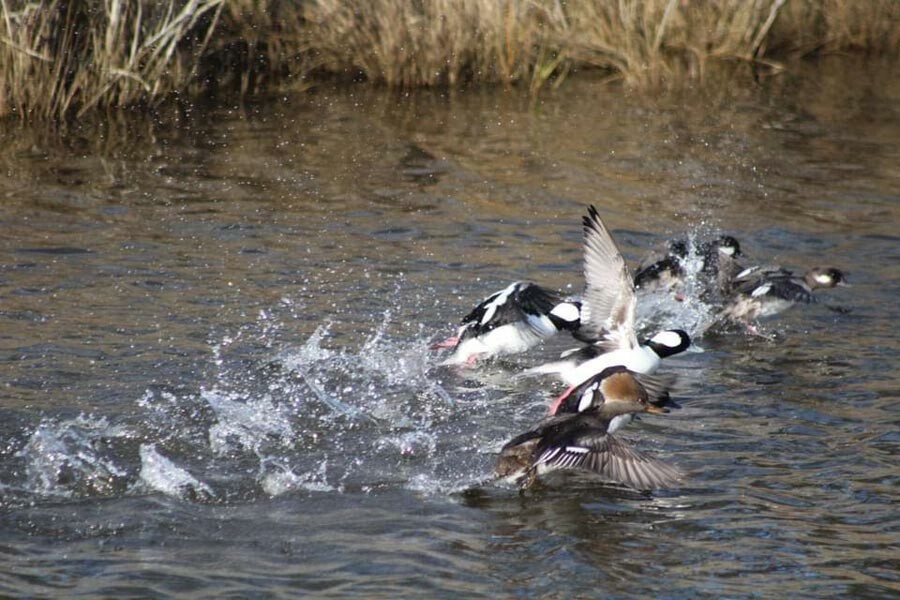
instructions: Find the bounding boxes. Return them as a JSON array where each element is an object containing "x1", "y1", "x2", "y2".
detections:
[{"x1": 1, "y1": 58, "x2": 898, "y2": 598}]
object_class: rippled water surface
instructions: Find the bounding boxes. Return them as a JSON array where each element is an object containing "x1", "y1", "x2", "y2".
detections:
[{"x1": 1, "y1": 59, "x2": 898, "y2": 598}]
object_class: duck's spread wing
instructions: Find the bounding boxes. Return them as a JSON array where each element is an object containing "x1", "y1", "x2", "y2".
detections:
[
  {"x1": 535, "y1": 431, "x2": 682, "y2": 490},
  {"x1": 581, "y1": 205, "x2": 637, "y2": 349},
  {"x1": 460, "y1": 282, "x2": 574, "y2": 340}
]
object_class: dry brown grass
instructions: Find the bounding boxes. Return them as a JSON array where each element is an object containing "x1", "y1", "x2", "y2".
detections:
[
  {"x1": 300, "y1": 0, "x2": 900, "y2": 88},
  {"x1": 773, "y1": 0, "x2": 900, "y2": 55},
  {"x1": 1, "y1": 0, "x2": 897, "y2": 121},
  {"x1": 0, "y1": 0, "x2": 224, "y2": 120},
  {"x1": 298, "y1": 0, "x2": 567, "y2": 91}
]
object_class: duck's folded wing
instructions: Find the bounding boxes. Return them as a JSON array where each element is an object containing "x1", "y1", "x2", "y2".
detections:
[
  {"x1": 731, "y1": 264, "x2": 793, "y2": 295},
  {"x1": 459, "y1": 282, "x2": 531, "y2": 335},
  {"x1": 515, "y1": 283, "x2": 581, "y2": 336},
  {"x1": 757, "y1": 278, "x2": 815, "y2": 304}
]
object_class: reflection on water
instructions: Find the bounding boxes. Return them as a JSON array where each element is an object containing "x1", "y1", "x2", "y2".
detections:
[{"x1": 0, "y1": 58, "x2": 898, "y2": 597}]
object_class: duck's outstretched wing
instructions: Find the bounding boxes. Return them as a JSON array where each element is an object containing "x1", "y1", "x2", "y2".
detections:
[
  {"x1": 580, "y1": 205, "x2": 638, "y2": 350},
  {"x1": 534, "y1": 431, "x2": 683, "y2": 490}
]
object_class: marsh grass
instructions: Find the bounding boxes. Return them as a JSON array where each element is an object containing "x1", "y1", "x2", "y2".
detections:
[
  {"x1": 0, "y1": 0, "x2": 224, "y2": 120},
  {"x1": 1, "y1": 0, "x2": 898, "y2": 120}
]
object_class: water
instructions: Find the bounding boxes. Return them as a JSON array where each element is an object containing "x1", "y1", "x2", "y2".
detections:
[{"x1": 1, "y1": 58, "x2": 898, "y2": 597}]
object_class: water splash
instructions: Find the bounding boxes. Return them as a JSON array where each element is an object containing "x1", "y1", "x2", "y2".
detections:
[
  {"x1": 15, "y1": 415, "x2": 132, "y2": 498},
  {"x1": 276, "y1": 312, "x2": 455, "y2": 424},
  {"x1": 274, "y1": 322, "x2": 372, "y2": 420},
  {"x1": 138, "y1": 443, "x2": 214, "y2": 501},
  {"x1": 203, "y1": 388, "x2": 296, "y2": 457},
  {"x1": 375, "y1": 430, "x2": 437, "y2": 458},
  {"x1": 634, "y1": 228, "x2": 727, "y2": 339},
  {"x1": 4, "y1": 294, "x2": 506, "y2": 506},
  {"x1": 258, "y1": 457, "x2": 334, "y2": 496}
]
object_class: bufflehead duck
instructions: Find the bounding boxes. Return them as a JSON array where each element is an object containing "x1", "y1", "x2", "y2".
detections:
[
  {"x1": 526, "y1": 329, "x2": 691, "y2": 386},
  {"x1": 433, "y1": 281, "x2": 582, "y2": 365},
  {"x1": 495, "y1": 392, "x2": 682, "y2": 491},
  {"x1": 720, "y1": 265, "x2": 848, "y2": 329},
  {"x1": 524, "y1": 205, "x2": 692, "y2": 384},
  {"x1": 632, "y1": 239, "x2": 689, "y2": 292},
  {"x1": 547, "y1": 365, "x2": 679, "y2": 433},
  {"x1": 633, "y1": 234, "x2": 743, "y2": 299}
]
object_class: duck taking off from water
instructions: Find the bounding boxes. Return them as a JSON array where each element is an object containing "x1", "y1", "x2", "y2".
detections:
[
  {"x1": 719, "y1": 265, "x2": 848, "y2": 333},
  {"x1": 633, "y1": 234, "x2": 744, "y2": 302},
  {"x1": 433, "y1": 281, "x2": 582, "y2": 366},
  {"x1": 524, "y1": 205, "x2": 693, "y2": 384},
  {"x1": 495, "y1": 387, "x2": 682, "y2": 491},
  {"x1": 547, "y1": 365, "x2": 679, "y2": 433}
]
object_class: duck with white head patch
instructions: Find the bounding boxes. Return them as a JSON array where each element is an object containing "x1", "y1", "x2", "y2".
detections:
[
  {"x1": 720, "y1": 265, "x2": 848, "y2": 333},
  {"x1": 433, "y1": 281, "x2": 583, "y2": 366},
  {"x1": 523, "y1": 205, "x2": 694, "y2": 385},
  {"x1": 634, "y1": 234, "x2": 744, "y2": 302}
]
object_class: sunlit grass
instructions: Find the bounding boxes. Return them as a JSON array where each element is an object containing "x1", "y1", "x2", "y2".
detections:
[
  {"x1": 0, "y1": 0, "x2": 225, "y2": 120},
  {"x1": 1, "y1": 0, "x2": 898, "y2": 120}
]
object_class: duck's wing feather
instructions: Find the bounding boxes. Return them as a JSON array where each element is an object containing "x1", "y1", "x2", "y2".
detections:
[
  {"x1": 731, "y1": 264, "x2": 791, "y2": 292},
  {"x1": 751, "y1": 277, "x2": 815, "y2": 304},
  {"x1": 516, "y1": 283, "x2": 582, "y2": 335},
  {"x1": 460, "y1": 285, "x2": 514, "y2": 329},
  {"x1": 499, "y1": 413, "x2": 580, "y2": 452},
  {"x1": 535, "y1": 431, "x2": 683, "y2": 490},
  {"x1": 460, "y1": 282, "x2": 574, "y2": 340},
  {"x1": 581, "y1": 205, "x2": 638, "y2": 350},
  {"x1": 515, "y1": 283, "x2": 564, "y2": 314}
]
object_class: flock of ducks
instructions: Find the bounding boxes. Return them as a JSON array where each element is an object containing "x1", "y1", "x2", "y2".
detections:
[{"x1": 433, "y1": 206, "x2": 848, "y2": 493}]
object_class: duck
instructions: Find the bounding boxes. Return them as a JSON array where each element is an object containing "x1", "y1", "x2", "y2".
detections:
[
  {"x1": 495, "y1": 390, "x2": 682, "y2": 491},
  {"x1": 547, "y1": 365, "x2": 679, "y2": 433},
  {"x1": 523, "y1": 205, "x2": 693, "y2": 384},
  {"x1": 433, "y1": 281, "x2": 583, "y2": 366},
  {"x1": 633, "y1": 234, "x2": 743, "y2": 300},
  {"x1": 719, "y1": 265, "x2": 848, "y2": 331},
  {"x1": 632, "y1": 238, "x2": 690, "y2": 292},
  {"x1": 524, "y1": 329, "x2": 690, "y2": 386}
]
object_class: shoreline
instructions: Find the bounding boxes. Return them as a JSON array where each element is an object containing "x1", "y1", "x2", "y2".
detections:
[{"x1": 1, "y1": 0, "x2": 898, "y2": 122}]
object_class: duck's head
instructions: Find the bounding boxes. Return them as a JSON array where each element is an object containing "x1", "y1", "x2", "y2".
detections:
[
  {"x1": 551, "y1": 365, "x2": 677, "y2": 416},
  {"x1": 643, "y1": 329, "x2": 691, "y2": 358},
  {"x1": 599, "y1": 390, "x2": 668, "y2": 419},
  {"x1": 713, "y1": 235, "x2": 742, "y2": 258},
  {"x1": 668, "y1": 239, "x2": 690, "y2": 258},
  {"x1": 805, "y1": 267, "x2": 848, "y2": 289}
]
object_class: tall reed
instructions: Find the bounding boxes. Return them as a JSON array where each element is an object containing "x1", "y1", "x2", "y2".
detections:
[
  {"x1": 1, "y1": 0, "x2": 897, "y2": 121},
  {"x1": 0, "y1": 0, "x2": 223, "y2": 120}
]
